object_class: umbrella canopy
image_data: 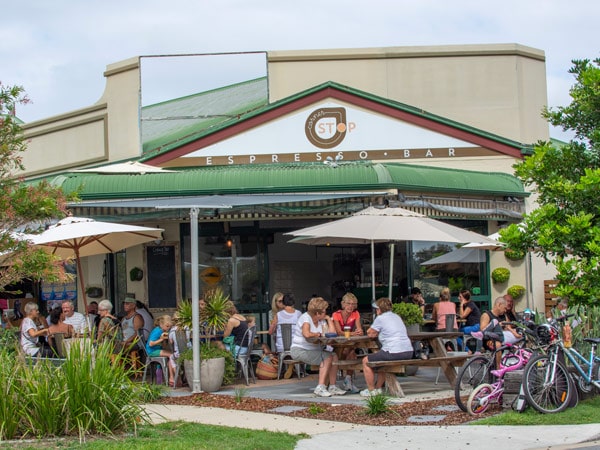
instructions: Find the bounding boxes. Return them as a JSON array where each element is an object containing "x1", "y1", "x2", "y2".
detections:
[
  {"x1": 286, "y1": 207, "x2": 499, "y2": 245},
  {"x1": 462, "y1": 232, "x2": 504, "y2": 250},
  {"x1": 421, "y1": 247, "x2": 486, "y2": 269},
  {"x1": 28, "y1": 217, "x2": 164, "y2": 310},
  {"x1": 421, "y1": 246, "x2": 486, "y2": 269},
  {"x1": 286, "y1": 206, "x2": 497, "y2": 301}
]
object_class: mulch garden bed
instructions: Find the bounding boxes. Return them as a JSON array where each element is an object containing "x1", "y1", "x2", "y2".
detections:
[{"x1": 158, "y1": 392, "x2": 499, "y2": 426}]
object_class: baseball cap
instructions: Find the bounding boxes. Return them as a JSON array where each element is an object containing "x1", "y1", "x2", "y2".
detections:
[
  {"x1": 123, "y1": 297, "x2": 136, "y2": 303},
  {"x1": 411, "y1": 287, "x2": 422, "y2": 295},
  {"x1": 371, "y1": 302, "x2": 380, "y2": 309}
]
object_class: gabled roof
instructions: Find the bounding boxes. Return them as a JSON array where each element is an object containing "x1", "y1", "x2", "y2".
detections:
[
  {"x1": 142, "y1": 80, "x2": 527, "y2": 165},
  {"x1": 141, "y1": 78, "x2": 268, "y2": 154}
]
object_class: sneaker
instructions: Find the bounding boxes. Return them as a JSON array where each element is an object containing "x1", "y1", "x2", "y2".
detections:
[
  {"x1": 470, "y1": 331, "x2": 484, "y2": 340},
  {"x1": 314, "y1": 384, "x2": 332, "y2": 397},
  {"x1": 328, "y1": 385, "x2": 347, "y2": 396},
  {"x1": 359, "y1": 388, "x2": 383, "y2": 397},
  {"x1": 342, "y1": 378, "x2": 360, "y2": 393}
]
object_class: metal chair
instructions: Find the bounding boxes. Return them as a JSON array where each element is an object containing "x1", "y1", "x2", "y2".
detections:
[
  {"x1": 277, "y1": 323, "x2": 303, "y2": 380},
  {"x1": 52, "y1": 332, "x2": 67, "y2": 358},
  {"x1": 234, "y1": 325, "x2": 256, "y2": 385},
  {"x1": 173, "y1": 329, "x2": 190, "y2": 387},
  {"x1": 137, "y1": 330, "x2": 169, "y2": 386}
]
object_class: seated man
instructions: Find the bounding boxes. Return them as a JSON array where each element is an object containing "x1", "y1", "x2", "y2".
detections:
[
  {"x1": 472, "y1": 296, "x2": 507, "y2": 368},
  {"x1": 360, "y1": 297, "x2": 413, "y2": 397}
]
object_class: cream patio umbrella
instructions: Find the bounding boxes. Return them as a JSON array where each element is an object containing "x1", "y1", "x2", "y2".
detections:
[
  {"x1": 28, "y1": 216, "x2": 164, "y2": 311},
  {"x1": 421, "y1": 247, "x2": 487, "y2": 271},
  {"x1": 286, "y1": 206, "x2": 498, "y2": 302}
]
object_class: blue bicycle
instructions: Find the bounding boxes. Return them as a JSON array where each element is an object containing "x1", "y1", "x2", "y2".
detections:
[{"x1": 522, "y1": 315, "x2": 600, "y2": 413}]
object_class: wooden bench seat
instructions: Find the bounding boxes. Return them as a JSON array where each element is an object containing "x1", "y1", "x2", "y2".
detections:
[{"x1": 334, "y1": 355, "x2": 469, "y2": 397}]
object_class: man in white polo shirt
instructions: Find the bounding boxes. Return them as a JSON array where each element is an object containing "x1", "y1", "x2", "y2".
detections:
[{"x1": 62, "y1": 300, "x2": 88, "y2": 335}]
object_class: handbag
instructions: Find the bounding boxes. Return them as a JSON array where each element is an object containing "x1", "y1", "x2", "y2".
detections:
[{"x1": 256, "y1": 354, "x2": 279, "y2": 380}]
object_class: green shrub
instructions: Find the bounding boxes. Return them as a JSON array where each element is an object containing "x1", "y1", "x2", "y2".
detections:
[
  {"x1": 507, "y1": 284, "x2": 526, "y2": 300},
  {"x1": 363, "y1": 393, "x2": 392, "y2": 416},
  {"x1": 491, "y1": 267, "x2": 510, "y2": 284},
  {"x1": 392, "y1": 302, "x2": 424, "y2": 326},
  {"x1": 0, "y1": 340, "x2": 150, "y2": 440},
  {"x1": 504, "y1": 248, "x2": 526, "y2": 260}
]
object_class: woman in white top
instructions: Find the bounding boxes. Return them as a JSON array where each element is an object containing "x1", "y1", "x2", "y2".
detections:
[
  {"x1": 290, "y1": 297, "x2": 347, "y2": 398},
  {"x1": 268, "y1": 293, "x2": 302, "y2": 353},
  {"x1": 20, "y1": 302, "x2": 54, "y2": 357}
]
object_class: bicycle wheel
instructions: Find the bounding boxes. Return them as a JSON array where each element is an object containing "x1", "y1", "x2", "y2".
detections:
[
  {"x1": 454, "y1": 355, "x2": 492, "y2": 412},
  {"x1": 466, "y1": 383, "x2": 495, "y2": 416},
  {"x1": 523, "y1": 354, "x2": 572, "y2": 414}
]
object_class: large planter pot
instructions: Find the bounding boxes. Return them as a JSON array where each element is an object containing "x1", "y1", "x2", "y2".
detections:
[
  {"x1": 406, "y1": 324, "x2": 420, "y2": 335},
  {"x1": 185, "y1": 357, "x2": 225, "y2": 392}
]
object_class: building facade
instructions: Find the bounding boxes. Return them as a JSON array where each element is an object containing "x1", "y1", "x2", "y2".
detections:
[{"x1": 19, "y1": 44, "x2": 555, "y2": 324}]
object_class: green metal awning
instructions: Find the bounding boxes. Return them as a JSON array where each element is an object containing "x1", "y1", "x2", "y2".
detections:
[{"x1": 53, "y1": 161, "x2": 526, "y2": 200}]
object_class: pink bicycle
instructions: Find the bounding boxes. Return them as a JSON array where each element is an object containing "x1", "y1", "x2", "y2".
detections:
[{"x1": 466, "y1": 345, "x2": 533, "y2": 416}]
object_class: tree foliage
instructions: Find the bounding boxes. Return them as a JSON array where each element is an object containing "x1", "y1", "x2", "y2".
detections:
[
  {"x1": 0, "y1": 82, "x2": 74, "y2": 292},
  {"x1": 501, "y1": 58, "x2": 600, "y2": 306}
]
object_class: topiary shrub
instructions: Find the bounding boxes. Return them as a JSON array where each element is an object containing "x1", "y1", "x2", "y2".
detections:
[
  {"x1": 491, "y1": 267, "x2": 510, "y2": 284},
  {"x1": 507, "y1": 284, "x2": 526, "y2": 300},
  {"x1": 391, "y1": 302, "x2": 424, "y2": 326},
  {"x1": 504, "y1": 248, "x2": 526, "y2": 260}
]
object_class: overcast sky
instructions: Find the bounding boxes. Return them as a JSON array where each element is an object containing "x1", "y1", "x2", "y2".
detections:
[{"x1": 2, "y1": 1, "x2": 597, "y2": 141}]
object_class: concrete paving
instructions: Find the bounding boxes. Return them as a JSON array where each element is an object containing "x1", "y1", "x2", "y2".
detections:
[{"x1": 144, "y1": 367, "x2": 600, "y2": 450}]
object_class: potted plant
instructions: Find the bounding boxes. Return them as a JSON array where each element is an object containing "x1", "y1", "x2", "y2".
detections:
[
  {"x1": 180, "y1": 343, "x2": 235, "y2": 392},
  {"x1": 175, "y1": 287, "x2": 234, "y2": 391},
  {"x1": 491, "y1": 267, "x2": 510, "y2": 284},
  {"x1": 392, "y1": 302, "x2": 424, "y2": 334},
  {"x1": 507, "y1": 284, "x2": 526, "y2": 300}
]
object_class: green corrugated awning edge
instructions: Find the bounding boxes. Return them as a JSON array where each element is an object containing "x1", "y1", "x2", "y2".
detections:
[{"x1": 38, "y1": 161, "x2": 527, "y2": 201}]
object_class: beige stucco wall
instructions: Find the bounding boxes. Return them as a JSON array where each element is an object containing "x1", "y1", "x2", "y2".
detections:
[
  {"x1": 268, "y1": 43, "x2": 549, "y2": 145},
  {"x1": 20, "y1": 57, "x2": 142, "y2": 178}
]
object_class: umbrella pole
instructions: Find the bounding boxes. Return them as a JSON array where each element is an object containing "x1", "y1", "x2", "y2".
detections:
[
  {"x1": 371, "y1": 240, "x2": 376, "y2": 304},
  {"x1": 75, "y1": 250, "x2": 90, "y2": 315},
  {"x1": 388, "y1": 243, "x2": 395, "y2": 300}
]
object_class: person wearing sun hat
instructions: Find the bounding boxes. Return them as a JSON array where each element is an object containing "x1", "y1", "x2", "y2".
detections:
[{"x1": 360, "y1": 297, "x2": 413, "y2": 397}]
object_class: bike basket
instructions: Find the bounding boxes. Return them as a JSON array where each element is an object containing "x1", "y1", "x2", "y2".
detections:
[{"x1": 536, "y1": 323, "x2": 559, "y2": 345}]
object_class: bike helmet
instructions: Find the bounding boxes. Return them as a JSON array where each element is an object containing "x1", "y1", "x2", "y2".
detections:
[{"x1": 536, "y1": 323, "x2": 559, "y2": 345}]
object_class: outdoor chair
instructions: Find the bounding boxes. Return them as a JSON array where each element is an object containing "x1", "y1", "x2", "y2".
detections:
[
  {"x1": 234, "y1": 325, "x2": 256, "y2": 385},
  {"x1": 137, "y1": 330, "x2": 169, "y2": 386},
  {"x1": 173, "y1": 329, "x2": 190, "y2": 387},
  {"x1": 277, "y1": 323, "x2": 303, "y2": 380}
]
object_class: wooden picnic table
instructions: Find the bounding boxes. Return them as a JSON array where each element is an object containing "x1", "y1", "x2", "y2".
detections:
[
  {"x1": 308, "y1": 335, "x2": 378, "y2": 358},
  {"x1": 332, "y1": 330, "x2": 468, "y2": 397}
]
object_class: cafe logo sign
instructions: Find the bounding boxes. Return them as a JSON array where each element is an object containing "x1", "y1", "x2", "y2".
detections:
[{"x1": 305, "y1": 107, "x2": 355, "y2": 149}]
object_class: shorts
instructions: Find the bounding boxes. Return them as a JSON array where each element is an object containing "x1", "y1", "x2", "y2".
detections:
[
  {"x1": 148, "y1": 348, "x2": 162, "y2": 357},
  {"x1": 291, "y1": 347, "x2": 333, "y2": 366},
  {"x1": 367, "y1": 349, "x2": 413, "y2": 363}
]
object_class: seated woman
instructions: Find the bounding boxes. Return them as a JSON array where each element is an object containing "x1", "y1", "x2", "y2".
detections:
[
  {"x1": 96, "y1": 299, "x2": 122, "y2": 350},
  {"x1": 20, "y1": 302, "x2": 54, "y2": 357},
  {"x1": 360, "y1": 297, "x2": 414, "y2": 397},
  {"x1": 457, "y1": 289, "x2": 481, "y2": 352},
  {"x1": 331, "y1": 292, "x2": 363, "y2": 393},
  {"x1": 47, "y1": 306, "x2": 74, "y2": 337},
  {"x1": 432, "y1": 287, "x2": 458, "y2": 331},
  {"x1": 290, "y1": 297, "x2": 347, "y2": 398},
  {"x1": 222, "y1": 304, "x2": 250, "y2": 357},
  {"x1": 269, "y1": 293, "x2": 302, "y2": 352},
  {"x1": 146, "y1": 315, "x2": 176, "y2": 386}
]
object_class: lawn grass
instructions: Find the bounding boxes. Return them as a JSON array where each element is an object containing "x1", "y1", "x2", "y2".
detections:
[
  {"x1": 472, "y1": 396, "x2": 600, "y2": 425},
  {"x1": 1, "y1": 422, "x2": 305, "y2": 449}
]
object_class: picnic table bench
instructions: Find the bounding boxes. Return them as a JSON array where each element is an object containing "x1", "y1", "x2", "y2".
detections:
[
  {"x1": 333, "y1": 331, "x2": 469, "y2": 397},
  {"x1": 333, "y1": 354, "x2": 469, "y2": 397}
]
